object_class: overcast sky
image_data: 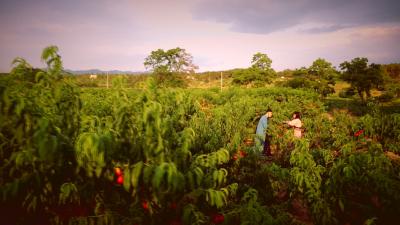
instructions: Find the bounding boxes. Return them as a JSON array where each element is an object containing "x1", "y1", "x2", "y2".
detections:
[{"x1": 1, "y1": 0, "x2": 399, "y2": 72}]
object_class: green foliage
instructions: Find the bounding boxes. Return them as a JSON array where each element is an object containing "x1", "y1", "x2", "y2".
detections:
[
  {"x1": 283, "y1": 77, "x2": 313, "y2": 88},
  {"x1": 232, "y1": 67, "x2": 275, "y2": 86},
  {"x1": 143, "y1": 47, "x2": 197, "y2": 87},
  {"x1": 0, "y1": 46, "x2": 82, "y2": 224},
  {"x1": 41, "y1": 45, "x2": 63, "y2": 77},
  {"x1": 153, "y1": 71, "x2": 188, "y2": 88},
  {"x1": 308, "y1": 58, "x2": 338, "y2": 83},
  {"x1": 383, "y1": 83, "x2": 400, "y2": 99},
  {"x1": 281, "y1": 58, "x2": 337, "y2": 97},
  {"x1": 340, "y1": 57, "x2": 384, "y2": 102},
  {"x1": 1, "y1": 47, "x2": 400, "y2": 225},
  {"x1": 144, "y1": 47, "x2": 198, "y2": 74},
  {"x1": 289, "y1": 140, "x2": 334, "y2": 224},
  {"x1": 251, "y1": 52, "x2": 273, "y2": 71},
  {"x1": 327, "y1": 143, "x2": 400, "y2": 224},
  {"x1": 358, "y1": 104, "x2": 400, "y2": 153},
  {"x1": 232, "y1": 52, "x2": 276, "y2": 86},
  {"x1": 59, "y1": 182, "x2": 79, "y2": 204}
]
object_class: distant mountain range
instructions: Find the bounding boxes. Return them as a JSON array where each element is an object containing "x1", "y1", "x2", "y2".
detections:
[{"x1": 65, "y1": 69, "x2": 147, "y2": 75}]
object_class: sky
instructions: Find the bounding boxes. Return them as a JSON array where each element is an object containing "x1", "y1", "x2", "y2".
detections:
[{"x1": 0, "y1": 0, "x2": 400, "y2": 72}]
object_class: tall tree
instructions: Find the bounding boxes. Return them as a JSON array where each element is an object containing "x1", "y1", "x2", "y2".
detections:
[
  {"x1": 308, "y1": 58, "x2": 337, "y2": 85},
  {"x1": 283, "y1": 59, "x2": 337, "y2": 97},
  {"x1": 144, "y1": 47, "x2": 198, "y2": 74},
  {"x1": 232, "y1": 52, "x2": 276, "y2": 86},
  {"x1": 251, "y1": 52, "x2": 272, "y2": 71},
  {"x1": 340, "y1": 57, "x2": 384, "y2": 102}
]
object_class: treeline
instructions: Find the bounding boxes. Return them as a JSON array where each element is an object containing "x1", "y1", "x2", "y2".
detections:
[
  {"x1": 2, "y1": 46, "x2": 399, "y2": 102},
  {"x1": 276, "y1": 60, "x2": 400, "y2": 101}
]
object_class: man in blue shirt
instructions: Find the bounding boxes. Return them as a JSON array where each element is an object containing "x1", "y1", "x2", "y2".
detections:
[{"x1": 256, "y1": 108, "x2": 273, "y2": 156}]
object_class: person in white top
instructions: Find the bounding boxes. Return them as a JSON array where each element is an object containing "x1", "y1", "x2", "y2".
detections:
[{"x1": 285, "y1": 112, "x2": 302, "y2": 138}]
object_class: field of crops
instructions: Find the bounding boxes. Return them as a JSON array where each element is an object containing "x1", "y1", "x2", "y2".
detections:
[{"x1": 1, "y1": 54, "x2": 400, "y2": 225}]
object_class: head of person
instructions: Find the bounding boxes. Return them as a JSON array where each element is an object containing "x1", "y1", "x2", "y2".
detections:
[
  {"x1": 292, "y1": 111, "x2": 301, "y2": 119},
  {"x1": 266, "y1": 108, "x2": 273, "y2": 118}
]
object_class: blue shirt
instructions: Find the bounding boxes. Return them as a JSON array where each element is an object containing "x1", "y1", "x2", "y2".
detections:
[{"x1": 256, "y1": 115, "x2": 268, "y2": 140}]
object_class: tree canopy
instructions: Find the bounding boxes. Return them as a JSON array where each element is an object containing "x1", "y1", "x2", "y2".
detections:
[
  {"x1": 232, "y1": 52, "x2": 276, "y2": 86},
  {"x1": 251, "y1": 52, "x2": 273, "y2": 71},
  {"x1": 283, "y1": 58, "x2": 337, "y2": 97},
  {"x1": 308, "y1": 58, "x2": 337, "y2": 84},
  {"x1": 144, "y1": 47, "x2": 198, "y2": 74},
  {"x1": 340, "y1": 57, "x2": 384, "y2": 102}
]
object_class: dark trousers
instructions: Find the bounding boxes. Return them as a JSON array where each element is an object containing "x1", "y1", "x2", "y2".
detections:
[{"x1": 263, "y1": 134, "x2": 272, "y2": 156}]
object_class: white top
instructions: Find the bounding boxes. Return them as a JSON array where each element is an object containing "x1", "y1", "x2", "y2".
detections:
[{"x1": 288, "y1": 118, "x2": 302, "y2": 138}]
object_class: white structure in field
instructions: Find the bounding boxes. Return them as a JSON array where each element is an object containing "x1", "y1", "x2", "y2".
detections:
[{"x1": 89, "y1": 74, "x2": 97, "y2": 79}]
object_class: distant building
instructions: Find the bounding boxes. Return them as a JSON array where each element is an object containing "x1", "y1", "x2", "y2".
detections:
[{"x1": 89, "y1": 74, "x2": 97, "y2": 79}]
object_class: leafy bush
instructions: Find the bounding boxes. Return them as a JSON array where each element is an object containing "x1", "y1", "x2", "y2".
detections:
[
  {"x1": 1, "y1": 46, "x2": 400, "y2": 225},
  {"x1": 231, "y1": 68, "x2": 275, "y2": 86}
]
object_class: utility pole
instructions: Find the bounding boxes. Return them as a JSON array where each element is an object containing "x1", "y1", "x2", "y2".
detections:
[{"x1": 220, "y1": 71, "x2": 223, "y2": 91}]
